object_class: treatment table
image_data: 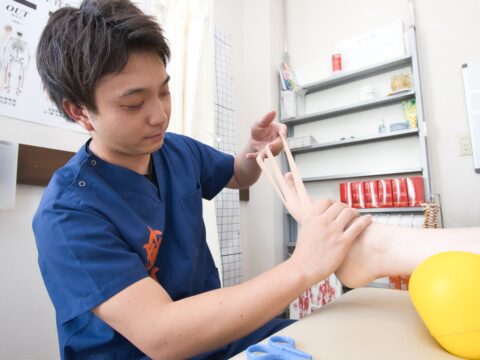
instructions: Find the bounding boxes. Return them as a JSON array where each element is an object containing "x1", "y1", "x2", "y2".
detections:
[{"x1": 231, "y1": 287, "x2": 462, "y2": 359}]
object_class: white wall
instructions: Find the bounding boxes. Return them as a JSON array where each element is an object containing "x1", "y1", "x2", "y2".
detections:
[
  {"x1": 214, "y1": 0, "x2": 286, "y2": 280},
  {"x1": 241, "y1": 0, "x2": 285, "y2": 277},
  {"x1": 0, "y1": 185, "x2": 59, "y2": 359},
  {"x1": 2, "y1": 115, "x2": 88, "y2": 152},
  {"x1": 0, "y1": 116, "x2": 89, "y2": 359},
  {"x1": 414, "y1": 0, "x2": 480, "y2": 226}
]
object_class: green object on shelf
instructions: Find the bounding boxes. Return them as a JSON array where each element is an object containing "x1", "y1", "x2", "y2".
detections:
[{"x1": 403, "y1": 99, "x2": 417, "y2": 129}]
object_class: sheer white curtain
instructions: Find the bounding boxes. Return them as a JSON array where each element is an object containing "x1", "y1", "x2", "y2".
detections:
[{"x1": 141, "y1": 0, "x2": 222, "y2": 279}]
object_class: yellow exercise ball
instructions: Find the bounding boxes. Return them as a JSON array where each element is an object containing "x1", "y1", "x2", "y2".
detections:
[{"x1": 409, "y1": 251, "x2": 480, "y2": 359}]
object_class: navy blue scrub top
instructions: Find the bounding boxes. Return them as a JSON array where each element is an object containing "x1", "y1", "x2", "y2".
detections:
[
  {"x1": 33, "y1": 133, "x2": 220, "y2": 356},
  {"x1": 33, "y1": 132, "x2": 294, "y2": 359}
]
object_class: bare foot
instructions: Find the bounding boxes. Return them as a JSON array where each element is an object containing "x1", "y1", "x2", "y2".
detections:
[{"x1": 335, "y1": 223, "x2": 388, "y2": 288}]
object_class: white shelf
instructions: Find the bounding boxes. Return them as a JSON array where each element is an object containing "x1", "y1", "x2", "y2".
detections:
[
  {"x1": 302, "y1": 167, "x2": 423, "y2": 183},
  {"x1": 282, "y1": 90, "x2": 415, "y2": 126},
  {"x1": 291, "y1": 129, "x2": 418, "y2": 154},
  {"x1": 366, "y1": 278, "x2": 390, "y2": 289},
  {"x1": 358, "y1": 207, "x2": 424, "y2": 214},
  {"x1": 301, "y1": 55, "x2": 413, "y2": 93},
  {"x1": 284, "y1": 206, "x2": 424, "y2": 217}
]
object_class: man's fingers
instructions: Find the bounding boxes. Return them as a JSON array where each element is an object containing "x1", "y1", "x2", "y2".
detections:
[
  {"x1": 256, "y1": 110, "x2": 276, "y2": 128},
  {"x1": 342, "y1": 215, "x2": 372, "y2": 244},
  {"x1": 249, "y1": 143, "x2": 274, "y2": 160},
  {"x1": 308, "y1": 199, "x2": 335, "y2": 217},
  {"x1": 334, "y1": 207, "x2": 360, "y2": 230},
  {"x1": 247, "y1": 143, "x2": 272, "y2": 159},
  {"x1": 266, "y1": 137, "x2": 283, "y2": 155},
  {"x1": 322, "y1": 201, "x2": 348, "y2": 222}
]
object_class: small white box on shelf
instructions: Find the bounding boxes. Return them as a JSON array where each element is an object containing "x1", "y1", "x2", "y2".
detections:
[
  {"x1": 280, "y1": 88, "x2": 307, "y2": 121},
  {"x1": 280, "y1": 91, "x2": 297, "y2": 120},
  {"x1": 287, "y1": 135, "x2": 317, "y2": 149}
]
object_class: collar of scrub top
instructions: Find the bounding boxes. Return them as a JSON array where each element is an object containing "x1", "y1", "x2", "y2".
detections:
[
  {"x1": 83, "y1": 139, "x2": 164, "y2": 199},
  {"x1": 256, "y1": 133, "x2": 312, "y2": 225},
  {"x1": 246, "y1": 335, "x2": 312, "y2": 360}
]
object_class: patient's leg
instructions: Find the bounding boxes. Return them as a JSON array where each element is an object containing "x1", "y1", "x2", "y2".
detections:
[{"x1": 335, "y1": 223, "x2": 480, "y2": 288}]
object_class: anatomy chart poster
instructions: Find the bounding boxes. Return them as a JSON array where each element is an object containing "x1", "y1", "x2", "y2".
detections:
[{"x1": 0, "y1": 0, "x2": 83, "y2": 132}]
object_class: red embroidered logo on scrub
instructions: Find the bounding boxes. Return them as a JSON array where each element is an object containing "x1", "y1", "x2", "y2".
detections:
[{"x1": 144, "y1": 226, "x2": 162, "y2": 281}]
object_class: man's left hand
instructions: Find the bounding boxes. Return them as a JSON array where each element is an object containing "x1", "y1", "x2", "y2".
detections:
[{"x1": 246, "y1": 111, "x2": 288, "y2": 159}]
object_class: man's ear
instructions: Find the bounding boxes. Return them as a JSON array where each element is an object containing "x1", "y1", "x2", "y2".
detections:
[{"x1": 62, "y1": 99, "x2": 94, "y2": 131}]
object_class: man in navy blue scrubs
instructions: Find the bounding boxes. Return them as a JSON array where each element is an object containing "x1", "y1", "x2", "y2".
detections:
[{"x1": 33, "y1": 0, "x2": 371, "y2": 359}]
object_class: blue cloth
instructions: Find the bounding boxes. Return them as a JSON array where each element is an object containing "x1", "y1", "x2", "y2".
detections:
[{"x1": 34, "y1": 132, "x2": 258, "y2": 359}]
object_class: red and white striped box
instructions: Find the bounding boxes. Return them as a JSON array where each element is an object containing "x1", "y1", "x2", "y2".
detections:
[
  {"x1": 392, "y1": 178, "x2": 408, "y2": 207},
  {"x1": 351, "y1": 181, "x2": 366, "y2": 209},
  {"x1": 406, "y1": 176, "x2": 425, "y2": 207},
  {"x1": 389, "y1": 276, "x2": 401, "y2": 290},
  {"x1": 364, "y1": 180, "x2": 379, "y2": 208},
  {"x1": 377, "y1": 179, "x2": 393, "y2": 208},
  {"x1": 339, "y1": 182, "x2": 353, "y2": 207},
  {"x1": 400, "y1": 275, "x2": 411, "y2": 291}
]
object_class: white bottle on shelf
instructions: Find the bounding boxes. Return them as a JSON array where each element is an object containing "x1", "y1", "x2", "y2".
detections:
[{"x1": 378, "y1": 118, "x2": 386, "y2": 134}]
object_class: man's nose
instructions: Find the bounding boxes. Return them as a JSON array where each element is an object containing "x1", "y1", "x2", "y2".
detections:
[{"x1": 148, "y1": 98, "x2": 169, "y2": 126}]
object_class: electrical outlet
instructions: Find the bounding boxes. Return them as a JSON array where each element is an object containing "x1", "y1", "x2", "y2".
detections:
[{"x1": 458, "y1": 134, "x2": 473, "y2": 156}]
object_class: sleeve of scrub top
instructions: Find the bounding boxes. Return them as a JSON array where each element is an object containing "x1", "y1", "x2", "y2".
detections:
[
  {"x1": 181, "y1": 136, "x2": 235, "y2": 200},
  {"x1": 34, "y1": 202, "x2": 148, "y2": 325}
]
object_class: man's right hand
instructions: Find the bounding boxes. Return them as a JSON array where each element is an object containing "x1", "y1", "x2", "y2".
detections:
[{"x1": 289, "y1": 199, "x2": 372, "y2": 286}]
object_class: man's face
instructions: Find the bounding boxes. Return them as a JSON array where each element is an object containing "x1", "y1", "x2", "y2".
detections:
[{"x1": 86, "y1": 51, "x2": 171, "y2": 160}]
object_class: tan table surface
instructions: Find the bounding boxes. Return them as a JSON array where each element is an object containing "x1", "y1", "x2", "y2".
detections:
[{"x1": 230, "y1": 287, "x2": 462, "y2": 359}]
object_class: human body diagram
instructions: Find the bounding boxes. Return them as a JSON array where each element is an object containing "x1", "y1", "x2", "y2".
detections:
[{"x1": 1, "y1": 30, "x2": 30, "y2": 95}]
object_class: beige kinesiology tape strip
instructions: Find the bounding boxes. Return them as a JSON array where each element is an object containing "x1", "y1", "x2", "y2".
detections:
[
  {"x1": 256, "y1": 134, "x2": 377, "y2": 288},
  {"x1": 256, "y1": 134, "x2": 313, "y2": 225}
]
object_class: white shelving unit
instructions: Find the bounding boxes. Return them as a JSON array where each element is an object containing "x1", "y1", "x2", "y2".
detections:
[{"x1": 281, "y1": 17, "x2": 432, "y2": 279}]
